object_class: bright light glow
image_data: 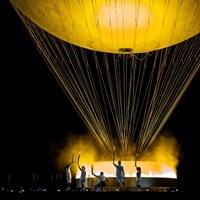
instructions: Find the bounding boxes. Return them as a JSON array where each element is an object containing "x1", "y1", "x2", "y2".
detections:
[
  {"x1": 76, "y1": 161, "x2": 177, "y2": 179},
  {"x1": 10, "y1": 0, "x2": 200, "y2": 53}
]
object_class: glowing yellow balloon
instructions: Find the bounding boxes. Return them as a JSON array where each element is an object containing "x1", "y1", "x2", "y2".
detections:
[{"x1": 10, "y1": 0, "x2": 200, "y2": 53}]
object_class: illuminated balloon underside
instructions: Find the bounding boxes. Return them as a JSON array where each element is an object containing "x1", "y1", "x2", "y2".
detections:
[
  {"x1": 9, "y1": 0, "x2": 200, "y2": 153},
  {"x1": 10, "y1": 0, "x2": 200, "y2": 53}
]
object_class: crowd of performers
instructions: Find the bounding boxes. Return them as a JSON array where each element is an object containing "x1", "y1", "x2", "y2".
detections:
[{"x1": 65, "y1": 147, "x2": 142, "y2": 192}]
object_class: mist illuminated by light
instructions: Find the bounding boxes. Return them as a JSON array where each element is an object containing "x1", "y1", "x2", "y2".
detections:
[
  {"x1": 76, "y1": 161, "x2": 177, "y2": 179},
  {"x1": 55, "y1": 130, "x2": 180, "y2": 180}
]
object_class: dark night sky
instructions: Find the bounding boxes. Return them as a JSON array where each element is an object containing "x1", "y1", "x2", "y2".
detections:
[{"x1": 1, "y1": 1, "x2": 199, "y2": 192}]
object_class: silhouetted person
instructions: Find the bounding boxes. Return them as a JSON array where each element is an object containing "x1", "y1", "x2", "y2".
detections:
[
  {"x1": 78, "y1": 153, "x2": 86, "y2": 191},
  {"x1": 91, "y1": 164, "x2": 108, "y2": 192},
  {"x1": 65, "y1": 154, "x2": 73, "y2": 191},
  {"x1": 112, "y1": 147, "x2": 125, "y2": 192},
  {"x1": 135, "y1": 153, "x2": 142, "y2": 192}
]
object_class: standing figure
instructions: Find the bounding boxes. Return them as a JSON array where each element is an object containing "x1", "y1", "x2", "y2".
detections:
[
  {"x1": 112, "y1": 146, "x2": 125, "y2": 192},
  {"x1": 91, "y1": 164, "x2": 108, "y2": 192},
  {"x1": 78, "y1": 152, "x2": 86, "y2": 191},
  {"x1": 135, "y1": 153, "x2": 142, "y2": 192},
  {"x1": 65, "y1": 150, "x2": 74, "y2": 191}
]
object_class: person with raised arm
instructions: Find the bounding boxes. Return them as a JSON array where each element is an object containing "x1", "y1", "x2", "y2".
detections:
[
  {"x1": 78, "y1": 152, "x2": 86, "y2": 191},
  {"x1": 112, "y1": 146, "x2": 126, "y2": 192},
  {"x1": 65, "y1": 150, "x2": 74, "y2": 191},
  {"x1": 91, "y1": 164, "x2": 108, "y2": 192},
  {"x1": 135, "y1": 153, "x2": 142, "y2": 192}
]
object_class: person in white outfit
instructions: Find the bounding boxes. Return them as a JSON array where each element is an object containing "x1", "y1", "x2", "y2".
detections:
[
  {"x1": 135, "y1": 153, "x2": 142, "y2": 192},
  {"x1": 78, "y1": 153, "x2": 86, "y2": 191},
  {"x1": 113, "y1": 159, "x2": 125, "y2": 191},
  {"x1": 65, "y1": 159, "x2": 73, "y2": 190},
  {"x1": 112, "y1": 146, "x2": 125, "y2": 192},
  {"x1": 65, "y1": 152, "x2": 74, "y2": 190},
  {"x1": 91, "y1": 164, "x2": 108, "y2": 192}
]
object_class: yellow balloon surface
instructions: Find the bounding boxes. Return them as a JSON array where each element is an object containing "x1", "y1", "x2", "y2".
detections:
[{"x1": 10, "y1": 0, "x2": 200, "y2": 53}]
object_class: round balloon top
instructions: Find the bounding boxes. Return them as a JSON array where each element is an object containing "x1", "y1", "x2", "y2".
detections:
[{"x1": 10, "y1": 0, "x2": 200, "y2": 53}]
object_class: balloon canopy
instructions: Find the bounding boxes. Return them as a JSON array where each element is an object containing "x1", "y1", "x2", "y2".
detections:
[
  {"x1": 9, "y1": 0, "x2": 200, "y2": 153},
  {"x1": 10, "y1": 0, "x2": 200, "y2": 53}
]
